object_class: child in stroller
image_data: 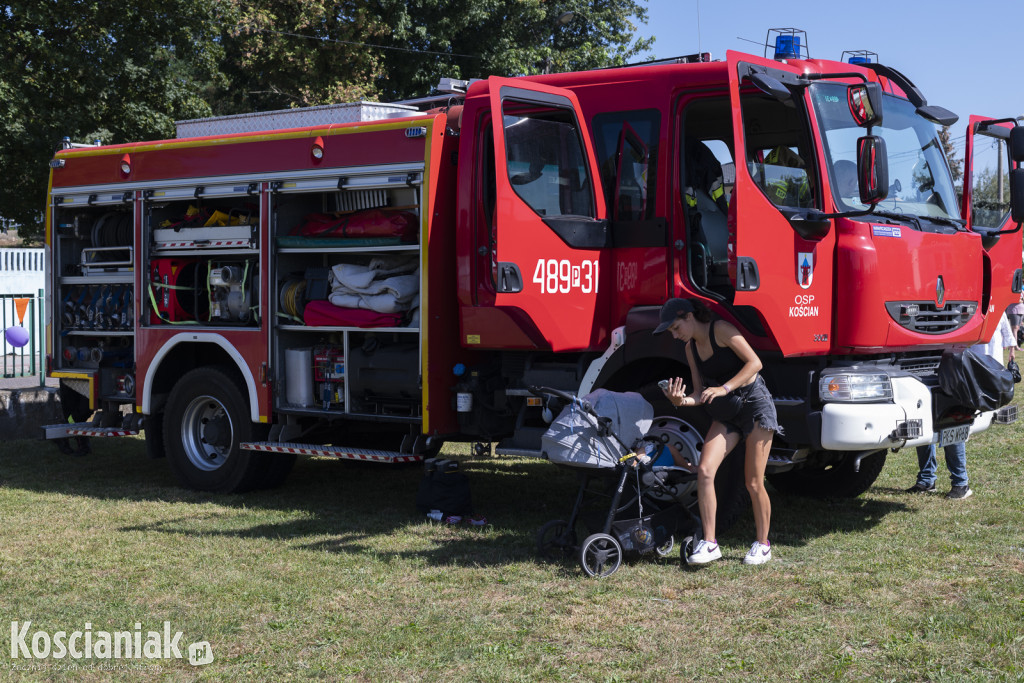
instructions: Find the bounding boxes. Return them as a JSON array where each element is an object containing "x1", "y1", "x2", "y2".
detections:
[{"x1": 533, "y1": 386, "x2": 704, "y2": 577}]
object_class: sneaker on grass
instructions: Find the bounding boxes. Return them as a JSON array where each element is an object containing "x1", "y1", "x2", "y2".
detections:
[
  {"x1": 946, "y1": 485, "x2": 973, "y2": 500},
  {"x1": 905, "y1": 482, "x2": 936, "y2": 494},
  {"x1": 686, "y1": 539, "x2": 722, "y2": 565},
  {"x1": 742, "y1": 541, "x2": 772, "y2": 565}
]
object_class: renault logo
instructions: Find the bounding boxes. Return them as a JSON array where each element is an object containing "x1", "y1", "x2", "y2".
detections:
[{"x1": 936, "y1": 276, "x2": 945, "y2": 308}]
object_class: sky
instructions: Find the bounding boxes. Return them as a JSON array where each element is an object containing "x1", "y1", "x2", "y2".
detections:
[{"x1": 642, "y1": 0, "x2": 1022, "y2": 173}]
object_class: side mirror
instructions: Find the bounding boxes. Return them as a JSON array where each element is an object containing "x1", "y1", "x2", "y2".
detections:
[
  {"x1": 1011, "y1": 126, "x2": 1024, "y2": 163},
  {"x1": 1010, "y1": 168, "x2": 1024, "y2": 224},
  {"x1": 750, "y1": 73, "x2": 793, "y2": 104},
  {"x1": 857, "y1": 135, "x2": 889, "y2": 205},
  {"x1": 848, "y1": 83, "x2": 883, "y2": 128}
]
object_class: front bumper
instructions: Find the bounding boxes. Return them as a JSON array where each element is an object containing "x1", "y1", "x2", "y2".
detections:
[{"x1": 820, "y1": 375, "x2": 936, "y2": 450}]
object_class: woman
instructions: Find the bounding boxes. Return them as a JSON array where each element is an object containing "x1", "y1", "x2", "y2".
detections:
[{"x1": 653, "y1": 298, "x2": 782, "y2": 565}]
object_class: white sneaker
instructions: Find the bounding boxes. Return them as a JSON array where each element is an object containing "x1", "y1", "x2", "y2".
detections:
[
  {"x1": 686, "y1": 539, "x2": 722, "y2": 564},
  {"x1": 743, "y1": 541, "x2": 772, "y2": 565}
]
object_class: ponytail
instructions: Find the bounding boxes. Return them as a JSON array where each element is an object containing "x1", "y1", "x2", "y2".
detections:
[{"x1": 688, "y1": 298, "x2": 713, "y2": 323}]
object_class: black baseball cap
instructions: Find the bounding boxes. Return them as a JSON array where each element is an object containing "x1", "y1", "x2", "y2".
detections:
[{"x1": 653, "y1": 298, "x2": 694, "y2": 334}]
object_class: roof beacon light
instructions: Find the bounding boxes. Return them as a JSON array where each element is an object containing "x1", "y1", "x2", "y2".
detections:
[
  {"x1": 842, "y1": 50, "x2": 879, "y2": 65},
  {"x1": 766, "y1": 28, "x2": 807, "y2": 61},
  {"x1": 775, "y1": 35, "x2": 800, "y2": 60}
]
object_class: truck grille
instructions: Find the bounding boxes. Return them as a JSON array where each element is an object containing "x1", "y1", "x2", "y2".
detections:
[
  {"x1": 897, "y1": 356, "x2": 942, "y2": 377},
  {"x1": 884, "y1": 300, "x2": 976, "y2": 335}
]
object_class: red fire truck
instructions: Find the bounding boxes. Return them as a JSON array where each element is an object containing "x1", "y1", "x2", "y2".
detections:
[{"x1": 44, "y1": 37, "x2": 1024, "y2": 500}]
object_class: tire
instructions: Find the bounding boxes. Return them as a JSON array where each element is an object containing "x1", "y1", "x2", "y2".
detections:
[
  {"x1": 145, "y1": 412, "x2": 166, "y2": 459},
  {"x1": 637, "y1": 378, "x2": 746, "y2": 532},
  {"x1": 713, "y1": 447, "x2": 750, "y2": 532},
  {"x1": 254, "y1": 452, "x2": 296, "y2": 489},
  {"x1": 164, "y1": 366, "x2": 267, "y2": 493},
  {"x1": 654, "y1": 535, "x2": 675, "y2": 558},
  {"x1": 679, "y1": 519, "x2": 704, "y2": 566},
  {"x1": 536, "y1": 519, "x2": 580, "y2": 561},
  {"x1": 579, "y1": 533, "x2": 623, "y2": 578},
  {"x1": 766, "y1": 450, "x2": 887, "y2": 499}
]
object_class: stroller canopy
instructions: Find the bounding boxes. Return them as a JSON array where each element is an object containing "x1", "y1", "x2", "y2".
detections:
[{"x1": 541, "y1": 389, "x2": 654, "y2": 469}]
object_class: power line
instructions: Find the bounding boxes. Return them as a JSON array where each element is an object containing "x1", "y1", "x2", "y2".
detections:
[{"x1": 236, "y1": 26, "x2": 483, "y2": 60}]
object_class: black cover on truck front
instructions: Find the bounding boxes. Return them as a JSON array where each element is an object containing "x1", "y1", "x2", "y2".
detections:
[{"x1": 937, "y1": 349, "x2": 1014, "y2": 412}]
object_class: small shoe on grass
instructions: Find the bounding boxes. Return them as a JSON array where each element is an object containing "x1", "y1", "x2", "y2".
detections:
[
  {"x1": 742, "y1": 541, "x2": 772, "y2": 565},
  {"x1": 686, "y1": 539, "x2": 722, "y2": 565},
  {"x1": 905, "y1": 482, "x2": 936, "y2": 494},
  {"x1": 946, "y1": 485, "x2": 973, "y2": 500}
]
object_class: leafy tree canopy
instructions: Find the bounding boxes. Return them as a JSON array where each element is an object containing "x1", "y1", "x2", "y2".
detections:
[
  {"x1": 2, "y1": 0, "x2": 652, "y2": 241},
  {"x1": 0, "y1": 0, "x2": 225, "y2": 242}
]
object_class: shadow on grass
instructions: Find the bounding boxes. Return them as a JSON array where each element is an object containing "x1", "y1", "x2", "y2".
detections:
[{"x1": 0, "y1": 436, "x2": 910, "y2": 564}]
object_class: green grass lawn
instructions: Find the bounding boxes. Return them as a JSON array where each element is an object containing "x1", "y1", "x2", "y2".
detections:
[{"x1": 2, "y1": 402, "x2": 1024, "y2": 681}]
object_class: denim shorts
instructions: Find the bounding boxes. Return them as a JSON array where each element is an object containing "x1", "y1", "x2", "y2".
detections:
[{"x1": 711, "y1": 375, "x2": 783, "y2": 438}]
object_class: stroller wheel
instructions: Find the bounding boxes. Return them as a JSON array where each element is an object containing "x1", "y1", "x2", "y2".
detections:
[
  {"x1": 536, "y1": 519, "x2": 578, "y2": 561},
  {"x1": 654, "y1": 535, "x2": 675, "y2": 558},
  {"x1": 579, "y1": 533, "x2": 623, "y2": 578}
]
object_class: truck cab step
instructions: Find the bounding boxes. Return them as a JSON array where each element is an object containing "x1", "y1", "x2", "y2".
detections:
[
  {"x1": 43, "y1": 423, "x2": 139, "y2": 439},
  {"x1": 240, "y1": 441, "x2": 423, "y2": 464}
]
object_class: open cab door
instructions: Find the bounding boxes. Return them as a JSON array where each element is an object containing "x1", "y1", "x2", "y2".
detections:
[
  {"x1": 481, "y1": 77, "x2": 609, "y2": 352},
  {"x1": 963, "y1": 116, "x2": 1024, "y2": 342},
  {"x1": 724, "y1": 51, "x2": 836, "y2": 356}
]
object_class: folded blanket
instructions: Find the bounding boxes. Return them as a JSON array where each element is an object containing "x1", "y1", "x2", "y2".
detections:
[{"x1": 303, "y1": 300, "x2": 404, "y2": 328}]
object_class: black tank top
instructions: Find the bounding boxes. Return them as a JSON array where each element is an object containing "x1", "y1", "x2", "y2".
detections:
[{"x1": 688, "y1": 320, "x2": 745, "y2": 386}]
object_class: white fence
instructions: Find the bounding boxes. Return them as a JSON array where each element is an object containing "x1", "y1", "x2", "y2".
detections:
[{"x1": 1, "y1": 248, "x2": 44, "y2": 365}]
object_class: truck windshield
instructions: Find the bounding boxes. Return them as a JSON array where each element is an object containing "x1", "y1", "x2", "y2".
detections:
[{"x1": 809, "y1": 82, "x2": 960, "y2": 223}]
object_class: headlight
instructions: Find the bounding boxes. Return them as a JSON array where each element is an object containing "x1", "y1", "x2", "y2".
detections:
[{"x1": 819, "y1": 373, "x2": 893, "y2": 402}]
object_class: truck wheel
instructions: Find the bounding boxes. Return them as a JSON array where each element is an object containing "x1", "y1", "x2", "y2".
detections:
[
  {"x1": 255, "y1": 453, "x2": 296, "y2": 490},
  {"x1": 766, "y1": 450, "x2": 887, "y2": 498},
  {"x1": 637, "y1": 378, "x2": 746, "y2": 532},
  {"x1": 164, "y1": 366, "x2": 267, "y2": 493},
  {"x1": 145, "y1": 412, "x2": 166, "y2": 459}
]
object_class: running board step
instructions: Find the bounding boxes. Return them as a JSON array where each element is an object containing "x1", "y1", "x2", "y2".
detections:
[
  {"x1": 240, "y1": 441, "x2": 423, "y2": 464},
  {"x1": 43, "y1": 424, "x2": 138, "y2": 439}
]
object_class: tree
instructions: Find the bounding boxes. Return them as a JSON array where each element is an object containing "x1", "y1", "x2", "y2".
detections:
[
  {"x1": 938, "y1": 125, "x2": 963, "y2": 187},
  {"x1": 216, "y1": 1, "x2": 388, "y2": 113},
  {"x1": 371, "y1": 0, "x2": 654, "y2": 100},
  {"x1": 0, "y1": 0, "x2": 225, "y2": 242},
  {"x1": 970, "y1": 166, "x2": 1011, "y2": 230},
  {"x1": 216, "y1": 0, "x2": 654, "y2": 107},
  {"x1": 1, "y1": 0, "x2": 653, "y2": 241}
]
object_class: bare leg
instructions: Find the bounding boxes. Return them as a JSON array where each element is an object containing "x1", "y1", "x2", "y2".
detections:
[
  {"x1": 696, "y1": 422, "x2": 741, "y2": 542},
  {"x1": 744, "y1": 425, "x2": 774, "y2": 544}
]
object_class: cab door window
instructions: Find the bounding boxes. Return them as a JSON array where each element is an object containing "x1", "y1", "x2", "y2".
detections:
[
  {"x1": 741, "y1": 93, "x2": 818, "y2": 209},
  {"x1": 502, "y1": 101, "x2": 595, "y2": 218},
  {"x1": 592, "y1": 109, "x2": 661, "y2": 221}
]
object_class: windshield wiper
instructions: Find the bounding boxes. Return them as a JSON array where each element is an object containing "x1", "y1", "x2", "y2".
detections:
[
  {"x1": 924, "y1": 215, "x2": 967, "y2": 230},
  {"x1": 870, "y1": 210, "x2": 921, "y2": 230}
]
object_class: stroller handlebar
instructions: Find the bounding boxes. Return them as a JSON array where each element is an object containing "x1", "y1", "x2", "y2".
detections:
[{"x1": 527, "y1": 385, "x2": 593, "y2": 414}]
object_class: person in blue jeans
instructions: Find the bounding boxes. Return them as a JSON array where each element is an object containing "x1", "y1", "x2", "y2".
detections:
[
  {"x1": 907, "y1": 312, "x2": 1017, "y2": 500},
  {"x1": 907, "y1": 442, "x2": 969, "y2": 499}
]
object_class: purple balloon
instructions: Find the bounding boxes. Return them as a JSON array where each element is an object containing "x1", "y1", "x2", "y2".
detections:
[{"x1": 5, "y1": 326, "x2": 29, "y2": 348}]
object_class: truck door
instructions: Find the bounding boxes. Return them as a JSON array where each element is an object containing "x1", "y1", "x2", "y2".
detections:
[
  {"x1": 725, "y1": 51, "x2": 836, "y2": 356},
  {"x1": 484, "y1": 77, "x2": 609, "y2": 352},
  {"x1": 962, "y1": 115, "x2": 1023, "y2": 341}
]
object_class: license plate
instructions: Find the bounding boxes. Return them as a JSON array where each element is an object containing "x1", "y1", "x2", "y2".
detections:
[{"x1": 939, "y1": 424, "x2": 971, "y2": 448}]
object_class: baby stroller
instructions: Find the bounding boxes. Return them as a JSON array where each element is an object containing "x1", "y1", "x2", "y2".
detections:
[{"x1": 533, "y1": 386, "x2": 704, "y2": 577}]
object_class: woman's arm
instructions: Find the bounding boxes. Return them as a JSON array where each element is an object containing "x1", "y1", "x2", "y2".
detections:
[{"x1": 662, "y1": 343, "x2": 703, "y2": 408}]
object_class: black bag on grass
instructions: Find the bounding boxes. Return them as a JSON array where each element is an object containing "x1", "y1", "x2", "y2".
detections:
[{"x1": 415, "y1": 459, "x2": 473, "y2": 517}]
